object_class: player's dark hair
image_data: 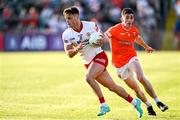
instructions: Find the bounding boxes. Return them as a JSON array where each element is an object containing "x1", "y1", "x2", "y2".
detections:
[
  {"x1": 121, "y1": 8, "x2": 134, "y2": 16},
  {"x1": 63, "y1": 6, "x2": 79, "y2": 15}
]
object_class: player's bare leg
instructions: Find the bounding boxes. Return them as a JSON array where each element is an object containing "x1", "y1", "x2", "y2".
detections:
[
  {"x1": 95, "y1": 64, "x2": 143, "y2": 118},
  {"x1": 85, "y1": 62, "x2": 110, "y2": 116},
  {"x1": 96, "y1": 70, "x2": 131, "y2": 99},
  {"x1": 85, "y1": 62, "x2": 108, "y2": 98},
  {"x1": 123, "y1": 73, "x2": 156, "y2": 116},
  {"x1": 124, "y1": 74, "x2": 147, "y2": 103},
  {"x1": 130, "y1": 61, "x2": 168, "y2": 112},
  {"x1": 130, "y1": 61, "x2": 157, "y2": 98}
]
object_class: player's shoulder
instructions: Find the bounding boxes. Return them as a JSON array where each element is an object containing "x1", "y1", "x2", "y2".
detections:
[
  {"x1": 62, "y1": 28, "x2": 72, "y2": 39},
  {"x1": 131, "y1": 24, "x2": 138, "y2": 30},
  {"x1": 109, "y1": 23, "x2": 121, "y2": 30},
  {"x1": 106, "y1": 23, "x2": 121, "y2": 34},
  {"x1": 62, "y1": 28, "x2": 71, "y2": 35},
  {"x1": 131, "y1": 25, "x2": 139, "y2": 32}
]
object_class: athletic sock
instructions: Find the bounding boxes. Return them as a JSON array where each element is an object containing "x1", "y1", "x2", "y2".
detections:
[
  {"x1": 99, "y1": 96, "x2": 105, "y2": 104},
  {"x1": 145, "y1": 101, "x2": 152, "y2": 108},
  {"x1": 126, "y1": 95, "x2": 133, "y2": 103},
  {"x1": 131, "y1": 98, "x2": 137, "y2": 106},
  {"x1": 154, "y1": 97, "x2": 160, "y2": 104},
  {"x1": 101, "y1": 102, "x2": 107, "y2": 106}
]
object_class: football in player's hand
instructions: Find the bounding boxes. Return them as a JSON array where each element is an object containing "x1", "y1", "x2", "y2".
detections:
[{"x1": 89, "y1": 32, "x2": 103, "y2": 47}]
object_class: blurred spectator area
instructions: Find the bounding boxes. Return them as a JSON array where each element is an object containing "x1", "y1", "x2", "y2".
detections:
[{"x1": 0, "y1": 0, "x2": 172, "y2": 50}]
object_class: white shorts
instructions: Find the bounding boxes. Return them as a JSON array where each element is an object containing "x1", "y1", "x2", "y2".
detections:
[{"x1": 116, "y1": 57, "x2": 138, "y2": 80}]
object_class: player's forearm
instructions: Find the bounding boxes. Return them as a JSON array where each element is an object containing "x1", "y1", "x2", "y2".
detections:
[
  {"x1": 65, "y1": 48, "x2": 79, "y2": 58},
  {"x1": 138, "y1": 40, "x2": 149, "y2": 49},
  {"x1": 136, "y1": 36, "x2": 149, "y2": 49}
]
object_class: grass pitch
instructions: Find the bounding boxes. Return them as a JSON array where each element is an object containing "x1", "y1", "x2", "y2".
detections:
[{"x1": 0, "y1": 51, "x2": 180, "y2": 120}]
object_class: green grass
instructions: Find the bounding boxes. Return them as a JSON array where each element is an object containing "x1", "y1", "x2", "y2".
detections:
[{"x1": 0, "y1": 51, "x2": 180, "y2": 120}]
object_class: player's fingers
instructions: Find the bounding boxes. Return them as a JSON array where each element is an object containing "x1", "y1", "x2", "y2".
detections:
[
  {"x1": 81, "y1": 43, "x2": 86, "y2": 48},
  {"x1": 96, "y1": 39, "x2": 103, "y2": 44}
]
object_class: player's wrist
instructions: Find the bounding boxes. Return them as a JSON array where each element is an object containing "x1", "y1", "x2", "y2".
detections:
[
  {"x1": 143, "y1": 44, "x2": 149, "y2": 49},
  {"x1": 75, "y1": 47, "x2": 79, "y2": 53}
]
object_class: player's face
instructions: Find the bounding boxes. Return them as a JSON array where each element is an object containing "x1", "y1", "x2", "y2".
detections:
[
  {"x1": 64, "y1": 14, "x2": 80, "y2": 28},
  {"x1": 121, "y1": 14, "x2": 134, "y2": 28}
]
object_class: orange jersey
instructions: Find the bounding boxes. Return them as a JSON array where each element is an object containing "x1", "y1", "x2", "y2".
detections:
[{"x1": 106, "y1": 23, "x2": 139, "y2": 68}]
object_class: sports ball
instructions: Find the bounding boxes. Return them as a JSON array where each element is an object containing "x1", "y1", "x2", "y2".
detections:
[{"x1": 89, "y1": 32, "x2": 103, "y2": 46}]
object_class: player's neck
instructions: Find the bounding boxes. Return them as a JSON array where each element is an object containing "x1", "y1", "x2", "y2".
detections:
[
  {"x1": 122, "y1": 23, "x2": 132, "y2": 30},
  {"x1": 72, "y1": 21, "x2": 83, "y2": 32}
]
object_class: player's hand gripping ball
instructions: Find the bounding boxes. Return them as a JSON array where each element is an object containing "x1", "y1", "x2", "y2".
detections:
[{"x1": 89, "y1": 32, "x2": 103, "y2": 47}]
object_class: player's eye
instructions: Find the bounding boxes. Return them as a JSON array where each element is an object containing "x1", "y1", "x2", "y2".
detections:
[{"x1": 129, "y1": 14, "x2": 134, "y2": 19}]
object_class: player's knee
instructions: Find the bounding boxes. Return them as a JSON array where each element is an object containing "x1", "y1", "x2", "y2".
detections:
[
  {"x1": 85, "y1": 74, "x2": 94, "y2": 84},
  {"x1": 137, "y1": 75, "x2": 145, "y2": 82},
  {"x1": 85, "y1": 76, "x2": 91, "y2": 84}
]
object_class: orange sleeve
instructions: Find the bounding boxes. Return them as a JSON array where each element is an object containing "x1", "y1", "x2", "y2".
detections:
[{"x1": 105, "y1": 28, "x2": 113, "y2": 39}]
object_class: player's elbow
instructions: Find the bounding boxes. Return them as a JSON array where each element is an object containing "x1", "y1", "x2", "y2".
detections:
[
  {"x1": 65, "y1": 51, "x2": 75, "y2": 58},
  {"x1": 67, "y1": 54, "x2": 74, "y2": 58}
]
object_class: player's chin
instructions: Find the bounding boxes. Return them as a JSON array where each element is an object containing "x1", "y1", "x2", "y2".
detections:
[{"x1": 127, "y1": 23, "x2": 132, "y2": 26}]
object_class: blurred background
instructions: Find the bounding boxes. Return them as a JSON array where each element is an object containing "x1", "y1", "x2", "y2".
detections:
[
  {"x1": 0, "y1": 0, "x2": 179, "y2": 51},
  {"x1": 0, "y1": 1, "x2": 180, "y2": 119}
]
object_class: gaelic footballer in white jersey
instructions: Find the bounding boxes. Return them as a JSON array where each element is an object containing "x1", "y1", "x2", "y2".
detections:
[{"x1": 62, "y1": 21, "x2": 103, "y2": 64}]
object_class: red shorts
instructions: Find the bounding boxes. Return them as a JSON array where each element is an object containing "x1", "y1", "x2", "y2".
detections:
[{"x1": 84, "y1": 51, "x2": 108, "y2": 69}]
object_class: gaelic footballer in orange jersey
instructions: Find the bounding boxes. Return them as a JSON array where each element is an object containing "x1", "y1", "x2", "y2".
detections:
[{"x1": 105, "y1": 8, "x2": 168, "y2": 116}]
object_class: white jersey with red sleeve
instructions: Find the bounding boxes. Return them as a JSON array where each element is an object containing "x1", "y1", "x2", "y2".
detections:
[{"x1": 62, "y1": 21, "x2": 103, "y2": 64}]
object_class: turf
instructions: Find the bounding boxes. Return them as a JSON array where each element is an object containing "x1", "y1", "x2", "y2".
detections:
[{"x1": 0, "y1": 51, "x2": 180, "y2": 120}]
